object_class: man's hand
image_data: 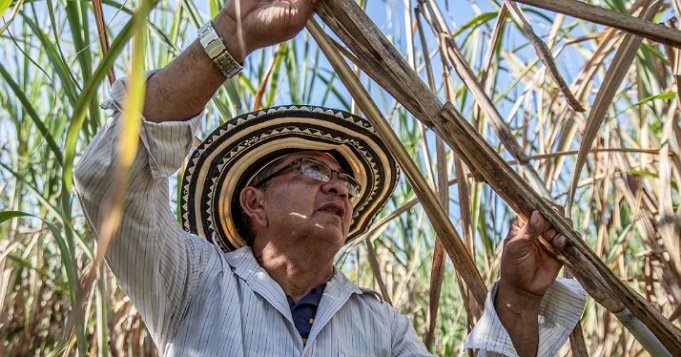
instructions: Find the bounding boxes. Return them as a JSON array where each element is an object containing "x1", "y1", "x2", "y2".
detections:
[
  {"x1": 500, "y1": 210, "x2": 566, "y2": 297},
  {"x1": 496, "y1": 210, "x2": 568, "y2": 357},
  {"x1": 144, "y1": 0, "x2": 316, "y2": 121},
  {"x1": 216, "y1": 0, "x2": 318, "y2": 62}
]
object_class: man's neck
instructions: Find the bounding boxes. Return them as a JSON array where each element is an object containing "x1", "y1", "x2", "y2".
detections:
[{"x1": 253, "y1": 243, "x2": 335, "y2": 303}]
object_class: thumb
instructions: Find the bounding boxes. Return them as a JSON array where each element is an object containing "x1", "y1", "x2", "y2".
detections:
[{"x1": 518, "y1": 211, "x2": 550, "y2": 240}]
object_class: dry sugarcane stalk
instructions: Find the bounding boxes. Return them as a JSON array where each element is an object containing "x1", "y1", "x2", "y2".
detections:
[
  {"x1": 414, "y1": 11, "x2": 453, "y2": 347},
  {"x1": 512, "y1": 0, "x2": 681, "y2": 48},
  {"x1": 314, "y1": 0, "x2": 681, "y2": 353},
  {"x1": 425, "y1": 136, "x2": 449, "y2": 348},
  {"x1": 306, "y1": 20, "x2": 490, "y2": 307}
]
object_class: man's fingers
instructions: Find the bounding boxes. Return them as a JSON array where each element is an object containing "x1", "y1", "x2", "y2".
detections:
[
  {"x1": 544, "y1": 228, "x2": 556, "y2": 240},
  {"x1": 542, "y1": 228, "x2": 568, "y2": 249},
  {"x1": 552, "y1": 235, "x2": 567, "y2": 248},
  {"x1": 523, "y1": 211, "x2": 549, "y2": 237},
  {"x1": 504, "y1": 211, "x2": 549, "y2": 248},
  {"x1": 506, "y1": 209, "x2": 572, "y2": 249},
  {"x1": 546, "y1": 205, "x2": 571, "y2": 249}
]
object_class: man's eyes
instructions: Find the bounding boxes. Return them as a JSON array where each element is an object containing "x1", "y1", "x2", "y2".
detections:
[{"x1": 303, "y1": 165, "x2": 327, "y2": 178}]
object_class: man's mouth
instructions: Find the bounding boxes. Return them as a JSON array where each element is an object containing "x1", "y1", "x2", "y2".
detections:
[{"x1": 318, "y1": 203, "x2": 344, "y2": 218}]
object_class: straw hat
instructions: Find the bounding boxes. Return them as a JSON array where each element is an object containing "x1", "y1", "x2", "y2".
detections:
[{"x1": 180, "y1": 105, "x2": 398, "y2": 251}]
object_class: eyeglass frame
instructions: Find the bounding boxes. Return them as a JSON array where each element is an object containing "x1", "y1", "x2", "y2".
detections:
[{"x1": 248, "y1": 157, "x2": 362, "y2": 199}]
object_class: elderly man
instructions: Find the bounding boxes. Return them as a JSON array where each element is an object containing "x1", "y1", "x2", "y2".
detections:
[{"x1": 74, "y1": 0, "x2": 585, "y2": 355}]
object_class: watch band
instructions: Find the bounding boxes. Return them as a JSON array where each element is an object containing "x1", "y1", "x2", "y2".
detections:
[{"x1": 198, "y1": 21, "x2": 243, "y2": 78}]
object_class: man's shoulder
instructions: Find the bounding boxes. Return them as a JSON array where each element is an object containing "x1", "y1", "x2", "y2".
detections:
[
  {"x1": 357, "y1": 287, "x2": 385, "y2": 302},
  {"x1": 331, "y1": 270, "x2": 390, "y2": 305},
  {"x1": 223, "y1": 246, "x2": 255, "y2": 262}
]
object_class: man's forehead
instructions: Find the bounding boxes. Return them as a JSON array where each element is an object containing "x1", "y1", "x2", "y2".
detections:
[{"x1": 279, "y1": 151, "x2": 343, "y2": 170}]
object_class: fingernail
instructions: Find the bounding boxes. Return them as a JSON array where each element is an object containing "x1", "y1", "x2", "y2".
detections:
[{"x1": 531, "y1": 212, "x2": 540, "y2": 225}]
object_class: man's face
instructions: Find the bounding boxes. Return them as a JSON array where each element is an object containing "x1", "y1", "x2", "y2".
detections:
[{"x1": 256, "y1": 151, "x2": 356, "y2": 249}]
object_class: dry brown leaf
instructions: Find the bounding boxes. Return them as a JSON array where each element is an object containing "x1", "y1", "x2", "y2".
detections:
[
  {"x1": 513, "y1": 0, "x2": 681, "y2": 47},
  {"x1": 365, "y1": 240, "x2": 393, "y2": 305},
  {"x1": 421, "y1": 0, "x2": 552, "y2": 198},
  {"x1": 252, "y1": 43, "x2": 284, "y2": 111},
  {"x1": 505, "y1": 0, "x2": 585, "y2": 112},
  {"x1": 93, "y1": 0, "x2": 115, "y2": 85}
]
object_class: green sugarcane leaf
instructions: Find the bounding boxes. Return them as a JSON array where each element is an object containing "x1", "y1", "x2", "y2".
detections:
[{"x1": 0, "y1": 210, "x2": 31, "y2": 224}]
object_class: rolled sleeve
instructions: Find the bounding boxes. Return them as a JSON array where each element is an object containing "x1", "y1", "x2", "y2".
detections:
[
  {"x1": 100, "y1": 72, "x2": 201, "y2": 179},
  {"x1": 464, "y1": 278, "x2": 586, "y2": 357},
  {"x1": 139, "y1": 118, "x2": 200, "y2": 178}
]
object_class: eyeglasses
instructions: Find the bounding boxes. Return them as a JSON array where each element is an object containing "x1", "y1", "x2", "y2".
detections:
[{"x1": 251, "y1": 158, "x2": 361, "y2": 198}]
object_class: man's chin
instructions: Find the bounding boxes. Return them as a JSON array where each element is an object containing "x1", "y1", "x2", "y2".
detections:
[{"x1": 311, "y1": 224, "x2": 347, "y2": 246}]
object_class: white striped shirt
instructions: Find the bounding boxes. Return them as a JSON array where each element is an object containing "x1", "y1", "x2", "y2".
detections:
[{"x1": 73, "y1": 78, "x2": 585, "y2": 356}]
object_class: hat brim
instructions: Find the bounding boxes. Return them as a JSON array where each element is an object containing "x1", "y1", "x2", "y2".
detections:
[{"x1": 181, "y1": 105, "x2": 398, "y2": 251}]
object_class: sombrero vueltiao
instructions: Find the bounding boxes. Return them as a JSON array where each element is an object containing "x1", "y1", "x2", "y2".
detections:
[{"x1": 180, "y1": 105, "x2": 398, "y2": 251}]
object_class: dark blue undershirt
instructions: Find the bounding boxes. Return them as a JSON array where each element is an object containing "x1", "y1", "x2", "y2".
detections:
[{"x1": 287, "y1": 283, "x2": 326, "y2": 344}]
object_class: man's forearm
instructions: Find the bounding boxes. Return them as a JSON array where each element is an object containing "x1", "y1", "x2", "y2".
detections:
[
  {"x1": 143, "y1": 13, "x2": 245, "y2": 122},
  {"x1": 495, "y1": 281, "x2": 542, "y2": 357}
]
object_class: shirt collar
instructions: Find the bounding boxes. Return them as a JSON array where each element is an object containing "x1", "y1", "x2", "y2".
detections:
[{"x1": 224, "y1": 247, "x2": 363, "y2": 296}]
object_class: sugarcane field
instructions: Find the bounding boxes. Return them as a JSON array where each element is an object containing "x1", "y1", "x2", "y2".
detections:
[{"x1": 1, "y1": 0, "x2": 680, "y2": 355}]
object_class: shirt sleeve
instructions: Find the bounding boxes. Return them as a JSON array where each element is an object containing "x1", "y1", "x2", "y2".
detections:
[
  {"x1": 464, "y1": 278, "x2": 586, "y2": 357},
  {"x1": 73, "y1": 73, "x2": 210, "y2": 344}
]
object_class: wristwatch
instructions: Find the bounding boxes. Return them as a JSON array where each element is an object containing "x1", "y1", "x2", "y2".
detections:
[{"x1": 198, "y1": 21, "x2": 243, "y2": 78}]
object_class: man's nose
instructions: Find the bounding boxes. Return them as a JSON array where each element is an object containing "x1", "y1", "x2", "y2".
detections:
[{"x1": 322, "y1": 173, "x2": 349, "y2": 197}]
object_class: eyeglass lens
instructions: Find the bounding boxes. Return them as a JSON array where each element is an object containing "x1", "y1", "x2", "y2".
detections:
[{"x1": 301, "y1": 159, "x2": 360, "y2": 197}]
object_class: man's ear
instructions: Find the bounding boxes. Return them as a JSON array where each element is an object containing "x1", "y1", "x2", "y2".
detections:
[{"x1": 240, "y1": 187, "x2": 268, "y2": 227}]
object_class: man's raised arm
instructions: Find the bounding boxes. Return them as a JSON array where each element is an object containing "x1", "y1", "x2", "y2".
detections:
[{"x1": 143, "y1": 0, "x2": 317, "y2": 122}]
